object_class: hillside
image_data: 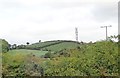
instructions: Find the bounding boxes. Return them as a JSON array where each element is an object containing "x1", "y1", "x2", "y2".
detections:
[
  {"x1": 2, "y1": 40, "x2": 119, "y2": 76},
  {"x1": 25, "y1": 40, "x2": 81, "y2": 52},
  {"x1": 42, "y1": 41, "x2": 118, "y2": 76}
]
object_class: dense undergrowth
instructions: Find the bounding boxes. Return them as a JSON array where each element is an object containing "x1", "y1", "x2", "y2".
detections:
[
  {"x1": 42, "y1": 41, "x2": 118, "y2": 76},
  {"x1": 2, "y1": 40, "x2": 119, "y2": 76}
]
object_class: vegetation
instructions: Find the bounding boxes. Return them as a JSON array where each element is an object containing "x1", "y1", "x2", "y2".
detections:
[
  {"x1": 0, "y1": 39, "x2": 9, "y2": 52},
  {"x1": 3, "y1": 49, "x2": 48, "y2": 57},
  {"x1": 2, "y1": 49, "x2": 48, "y2": 76},
  {"x1": 25, "y1": 40, "x2": 81, "y2": 51},
  {"x1": 42, "y1": 41, "x2": 118, "y2": 76},
  {"x1": 1, "y1": 36, "x2": 119, "y2": 76}
]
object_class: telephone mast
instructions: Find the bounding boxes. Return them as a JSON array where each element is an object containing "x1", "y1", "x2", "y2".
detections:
[{"x1": 75, "y1": 27, "x2": 78, "y2": 42}]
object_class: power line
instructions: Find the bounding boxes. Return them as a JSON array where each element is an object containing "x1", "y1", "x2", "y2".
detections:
[{"x1": 101, "y1": 25, "x2": 112, "y2": 41}]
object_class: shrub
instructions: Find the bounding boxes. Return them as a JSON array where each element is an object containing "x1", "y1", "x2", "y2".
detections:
[
  {"x1": 44, "y1": 52, "x2": 52, "y2": 58},
  {"x1": 0, "y1": 39, "x2": 9, "y2": 52}
]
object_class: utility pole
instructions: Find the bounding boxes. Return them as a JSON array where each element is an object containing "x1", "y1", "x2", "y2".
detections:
[
  {"x1": 75, "y1": 27, "x2": 78, "y2": 42},
  {"x1": 101, "y1": 25, "x2": 112, "y2": 41}
]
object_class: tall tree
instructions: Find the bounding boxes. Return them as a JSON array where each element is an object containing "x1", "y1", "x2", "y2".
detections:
[
  {"x1": 12, "y1": 44, "x2": 17, "y2": 49},
  {"x1": 26, "y1": 42, "x2": 30, "y2": 45},
  {"x1": 0, "y1": 39, "x2": 9, "y2": 52}
]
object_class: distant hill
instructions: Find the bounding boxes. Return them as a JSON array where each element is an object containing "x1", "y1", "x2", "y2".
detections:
[{"x1": 25, "y1": 40, "x2": 81, "y2": 52}]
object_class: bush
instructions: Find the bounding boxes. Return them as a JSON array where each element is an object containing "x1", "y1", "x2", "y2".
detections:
[
  {"x1": 42, "y1": 41, "x2": 118, "y2": 76},
  {"x1": 0, "y1": 39, "x2": 9, "y2": 52},
  {"x1": 44, "y1": 52, "x2": 52, "y2": 58}
]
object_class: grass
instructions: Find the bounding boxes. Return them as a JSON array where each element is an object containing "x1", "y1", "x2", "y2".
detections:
[
  {"x1": 44, "y1": 42, "x2": 80, "y2": 52},
  {"x1": 6, "y1": 49, "x2": 48, "y2": 57},
  {"x1": 2, "y1": 49, "x2": 48, "y2": 64},
  {"x1": 2, "y1": 41, "x2": 119, "y2": 76},
  {"x1": 2, "y1": 49, "x2": 49, "y2": 76},
  {"x1": 26, "y1": 40, "x2": 62, "y2": 49},
  {"x1": 26, "y1": 40, "x2": 81, "y2": 52}
]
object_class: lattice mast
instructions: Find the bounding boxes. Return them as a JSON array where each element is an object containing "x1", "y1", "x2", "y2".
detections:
[{"x1": 75, "y1": 27, "x2": 78, "y2": 42}]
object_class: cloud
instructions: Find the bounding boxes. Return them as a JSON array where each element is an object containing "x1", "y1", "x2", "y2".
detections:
[
  {"x1": 0, "y1": 0, "x2": 118, "y2": 44},
  {"x1": 92, "y1": 2, "x2": 118, "y2": 22}
]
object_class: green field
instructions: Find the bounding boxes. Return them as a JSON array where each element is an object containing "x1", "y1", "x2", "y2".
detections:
[
  {"x1": 26, "y1": 40, "x2": 62, "y2": 48},
  {"x1": 26, "y1": 40, "x2": 80, "y2": 52},
  {"x1": 43, "y1": 42, "x2": 80, "y2": 52},
  {"x1": 1, "y1": 39, "x2": 119, "y2": 76},
  {"x1": 5, "y1": 49, "x2": 48, "y2": 57},
  {"x1": 2, "y1": 49, "x2": 48, "y2": 64},
  {"x1": 2, "y1": 49, "x2": 48, "y2": 66}
]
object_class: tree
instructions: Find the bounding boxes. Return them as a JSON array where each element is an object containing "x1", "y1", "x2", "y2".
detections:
[
  {"x1": 108, "y1": 35, "x2": 119, "y2": 42},
  {"x1": 12, "y1": 44, "x2": 17, "y2": 49},
  {"x1": 26, "y1": 42, "x2": 30, "y2": 45},
  {"x1": 8, "y1": 44, "x2": 12, "y2": 50},
  {"x1": 44, "y1": 52, "x2": 52, "y2": 58},
  {"x1": 0, "y1": 39, "x2": 9, "y2": 52},
  {"x1": 17, "y1": 45, "x2": 26, "y2": 49},
  {"x1": 39, "y1": 40, "x2": 41, "y2": 43},
  {"x1": 80, "y1": 41, "x2": 84, "y2": 44}
]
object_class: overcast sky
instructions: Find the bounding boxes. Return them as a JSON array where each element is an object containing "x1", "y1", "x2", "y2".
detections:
[{"x1": 0, "y1": 0, "x2": 119, "y2": 45}]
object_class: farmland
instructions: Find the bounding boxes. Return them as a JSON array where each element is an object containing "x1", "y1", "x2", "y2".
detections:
[
  {"x1": 3, "y1": 49, "x2": 48, "y2": 57},
  {"x1": 25, "y1": 40, "x2": 81, "y2": 51},
  {"x1": 1, "y1": 39, "x2": 119, "y2": 76}
]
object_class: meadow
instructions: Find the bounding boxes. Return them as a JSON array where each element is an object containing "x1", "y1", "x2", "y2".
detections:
[
  {"x1": 26, "y1": 40, "x2": 81, "y2": 52},
  {"x1": 4, "y1": 49, "x2": 48, "y2": 57}
]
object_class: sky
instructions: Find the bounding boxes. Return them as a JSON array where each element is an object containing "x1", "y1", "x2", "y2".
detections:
[{"x1": 0, "y1": 0, "x2": 119, "y2": 45}]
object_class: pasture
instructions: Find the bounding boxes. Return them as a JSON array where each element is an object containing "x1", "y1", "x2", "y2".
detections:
[
  {"x1": 5, "y1": 49, "x2": 48, "y2": 57},
  {"x1": 2, "y1": 49, "x2": 48, "y2": 65},
  {"x1": 26, "y1": 40, "x2": 81, "y2": 52}
]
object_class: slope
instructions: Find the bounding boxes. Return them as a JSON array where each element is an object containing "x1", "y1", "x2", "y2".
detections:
[{"x1": 25, "y1": 40, "x2": 81, "y2": 52}]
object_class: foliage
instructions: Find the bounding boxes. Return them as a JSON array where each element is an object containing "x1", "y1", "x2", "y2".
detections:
[
  {"x1": 16, "y1": 45, "x2": 26, "y2": 49},
  {"x1": 0, "y1": 39, "x2": 9, "y2": 52},
  {"x1": 44, "y1": 52, "x2": 53, "y2": 58},
  {"x1": 26, "y1": 42, "x2": 30, "y2": 45},
  {"x1": 2, "y1": 40, "x2": 119, "y2": 76},
  {"x1": 25, "y1": 40, "x2": 80, "y2": 51},
  {"x1": 42, "y1": 41, "x2": 118, "y2": 76},
  {"x1": 108, "y1": 35, "x2": 119, "y2": 42},
  {"x1": 2, "y1": 49, "x2": 48, "y2": 76}
]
